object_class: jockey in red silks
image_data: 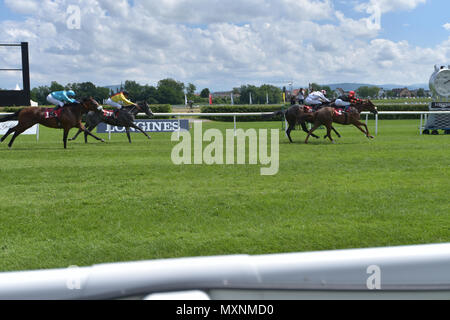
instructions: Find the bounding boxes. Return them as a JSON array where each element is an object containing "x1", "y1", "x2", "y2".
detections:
[{"x1": 335, "y1": 91, "x2": 362, "y2": 112}]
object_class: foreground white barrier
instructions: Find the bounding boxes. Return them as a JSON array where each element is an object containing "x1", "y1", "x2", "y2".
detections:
[{"x1": 0, "y1": 243, "x2": 448, "y2": 300}]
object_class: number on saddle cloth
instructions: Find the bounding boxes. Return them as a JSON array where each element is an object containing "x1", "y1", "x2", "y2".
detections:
[
  {"x1": 102, "y1": 110, "x2": 116, "y2": 118},
  {"x1": 44, "y1": 107, "x2": 63, "y2": 119}
]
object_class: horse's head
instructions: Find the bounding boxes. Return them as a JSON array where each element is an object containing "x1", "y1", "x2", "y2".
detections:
[
  {"x1": 81, "y1": 97, "x2": 101, "y2": 112},
  {"x1": 355, "y1": 99, "x2": 378, "y2": 115},
  {"x1": 136, "y1": 101, "x2": 154, "y2": 118}
]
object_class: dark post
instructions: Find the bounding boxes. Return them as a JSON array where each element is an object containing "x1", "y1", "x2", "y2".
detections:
[{"x1": 21, "y1": 42, "x2": 31, "y2": 105}]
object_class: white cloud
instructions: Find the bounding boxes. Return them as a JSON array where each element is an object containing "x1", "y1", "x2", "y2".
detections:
[
  {"x1": 443, "y1": 23, "x2": 450, "y2": 31},
  {"x1": 356, "y1": 0, "x2": 427, "y2": 14},
  {"x1": 0, "y1": 0, "x2": 446, "y2": 91}
]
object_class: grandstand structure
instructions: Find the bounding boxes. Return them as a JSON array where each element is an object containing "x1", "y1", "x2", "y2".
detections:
[{"x1": 0, "y1": 42, "x2": 31, "y2": 106}]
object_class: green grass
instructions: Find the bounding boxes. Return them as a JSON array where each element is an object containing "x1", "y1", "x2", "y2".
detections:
[{"x1": 0, "y1": 119, "x2": 449, "y2": 272}]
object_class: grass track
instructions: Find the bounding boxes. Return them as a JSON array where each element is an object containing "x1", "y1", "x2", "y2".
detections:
[{"x1": 0, "y1": 119, "x2": 449, "y2": 271}]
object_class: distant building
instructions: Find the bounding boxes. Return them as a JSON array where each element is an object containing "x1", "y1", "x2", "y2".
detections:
[{"x1": 391, "y1": 87, "x2": 412, "y2": 98}]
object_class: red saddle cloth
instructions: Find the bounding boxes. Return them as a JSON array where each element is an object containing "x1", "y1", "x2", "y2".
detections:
[
  {"x1": 43, "y1": 108, "x2": 63, "y2": 119},
  {"x1": 103, "y1": 110, "x2": 115, "y2": 117},
  {"x1": 303, "y1": 105, "x2": 313, "y2": 113},
  {"x1": 334, "y1": 108, "x2": 344, "y2": 116}
]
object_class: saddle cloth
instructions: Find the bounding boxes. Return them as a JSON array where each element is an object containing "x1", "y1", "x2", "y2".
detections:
[
  {"x1": 303, "y1": 106, "x2": 314, "y2": 113},
  {"x1": 43, "y1": 108, "x2": 63, "y2": 119},
  {"x1": 103, "y1": 110, "x2": 116, "y2": 118}
]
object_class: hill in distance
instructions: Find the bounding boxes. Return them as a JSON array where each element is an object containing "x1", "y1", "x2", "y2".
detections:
[{"x1": 324, "y1": 83, "x2": 429, "y2": 91}]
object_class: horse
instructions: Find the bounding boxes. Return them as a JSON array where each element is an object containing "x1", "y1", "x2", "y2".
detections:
[
  {"x1": 265, "y1": 104, "x2": 340, "y2": 143},
  {"x1": 0, "y1": 97, "x2": 105, "y2": 149},
  {"x1": 69, "y1": 101, "x2": 154, "y2": 144},
  {"x1": 304, "y1": 99, "x2": 379, "y2": 144}
]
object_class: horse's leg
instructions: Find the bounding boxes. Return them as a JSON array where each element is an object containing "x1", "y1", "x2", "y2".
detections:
[
  {"x1": 126, "y1": 127, "x2": 132, "y2": 144},
  {"x1": 300, "y1": 121, "x2": 319, "y2": 139},
  {"x1": 78, "y1": 122, "x2": 105, "y2": 142},
  {"x1": 129, "y1": 123, "x2": 151, "y2": 140},
  {"x1": 305, "y1": 123, "x2": 320, "y2": 144},
  {"x1": 325, "y1": 123, "x2": 334, "y2": 143},
  {"x1": 353, "y1": 120, "x2": 373, "y2": 139},
  {"x1": 84, "y1": 124, "x2": 97, "y2": 143},
  {"x1": 359, "y1": 121, "x2": 374, "y2": 138},
  {"x1": 63, "y1": 127, "x2": 70, "y2": 149},
  {"x1": 6, "y1": 121, "x2": 35, "y2": 148},
  {"x1": 1, "y1": 127, "x2": 16, "y2": 143},
  {"x1": 331, "y1": 126, "x2": 341, "y2": 138},
  {"x1": 69, "y1": 128, "x2": 83, "y2": 141},
  {"x1": 286, "y1": 123, "x2": 295, "y2": 143}
]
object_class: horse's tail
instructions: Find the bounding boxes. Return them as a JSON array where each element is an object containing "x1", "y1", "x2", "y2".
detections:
[
  {"x1": 0, "y1": 110, "x2": 21, "y2": 123},
  {"x1": 263, "y1": 110, "x2": 286, "y2": 120}
]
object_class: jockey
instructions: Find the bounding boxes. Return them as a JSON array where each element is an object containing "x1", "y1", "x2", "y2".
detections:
[
  {"x1": 105, "y1": 91, "x2": 136, "y2": 111},
  {"x1": 304, "y1": 90, "x2": 330, "y2": 109},
  {"x1": 46, "y1": 90, "x2": 77, "y2": 109},
  {"x1": 334, "y1": 91, "x2": 362, "y2": 111}
]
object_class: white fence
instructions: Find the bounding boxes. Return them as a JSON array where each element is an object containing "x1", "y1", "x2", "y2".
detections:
[{"x1": 0, "y1": 243, "x2": 448, "y2": 300}]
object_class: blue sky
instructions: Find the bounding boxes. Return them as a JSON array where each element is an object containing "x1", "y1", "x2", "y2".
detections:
[
  {"x1": 0, "y1": 2, "x2": 23, "y2": 22},
  {"x1": 332, "y1": 0, "x2": 449, "y2": 47},
  {"x1": 0, "y1": 0, "x2": 449, "y2": 91}
]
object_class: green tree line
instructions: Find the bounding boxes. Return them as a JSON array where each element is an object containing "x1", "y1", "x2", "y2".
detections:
[{"x1": 30, "y1": 79, "x2": 198, "y2": 106}]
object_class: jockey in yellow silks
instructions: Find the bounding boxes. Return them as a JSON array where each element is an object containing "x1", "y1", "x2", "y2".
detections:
[{"x1": 105, "y1": 91, "x2": 135, "y2": 110}]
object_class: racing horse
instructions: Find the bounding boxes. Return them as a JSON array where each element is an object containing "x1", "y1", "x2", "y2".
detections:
[
  {"x1": 265, "y1": 104, "x2": 340, "y2": 143},
  {"x1": 0, "y1": 97, "x2": 105, "y2": 149},
  {"x1": 304, "y1": 99, "x2": 378, "y2": 144},
  {"x1": 69, "y1": 101, "x2": 154, "y2": 144}
]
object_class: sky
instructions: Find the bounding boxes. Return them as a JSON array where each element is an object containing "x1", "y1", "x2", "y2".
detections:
[{"x1": 0, "y1": 0, "x2": 449, "y2": 92}]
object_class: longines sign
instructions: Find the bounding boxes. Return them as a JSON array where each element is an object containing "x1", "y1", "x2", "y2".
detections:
[{"x1": 97, "y1": 119, "x2": 190, "y2": 133}]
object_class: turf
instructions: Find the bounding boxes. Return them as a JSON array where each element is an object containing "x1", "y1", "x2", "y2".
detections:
[{"x1": 0, "y1": 119, "x2": 449, "y2": 271}]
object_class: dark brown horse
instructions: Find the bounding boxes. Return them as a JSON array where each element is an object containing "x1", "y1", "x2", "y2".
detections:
[
  {"x1": 69, "y1": 101, "x2": 154, "y2": 144},
  {"x1": 304, "y1": 99, "x2": 378, "y2": 144},
  {"x1": 266, "y1": 104, "x2": 340, "y2": 143},
  {"x1": 0, "y1": 97, "x2": 105, "y2": 149}
]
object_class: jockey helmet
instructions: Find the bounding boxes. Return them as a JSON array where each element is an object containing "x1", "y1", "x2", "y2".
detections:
[
  {"x1": 321, "y1": 90, "x2": 327, "y2": 95},
  {"x1": 66, "y1": 90, "x2": 76, "y2": 97},
  {"x1": 349, "y1": 91, "x2": 355, "y2": 97}
]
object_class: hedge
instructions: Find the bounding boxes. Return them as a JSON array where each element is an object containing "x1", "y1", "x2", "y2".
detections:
[
  {"x1": 375, "y1": 104, "x2": 429, "y2": 120},
  {"x1": 200, "y1": 105, "x2": 288, "y2": 122}
]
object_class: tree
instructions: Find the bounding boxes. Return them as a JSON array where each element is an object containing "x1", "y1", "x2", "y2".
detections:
[
  {"x1": 124, "y1": 80, "x2": 143, "y2": 101},
  {"x1": 186, "y1": 83, "x2": 196, "y2": 99},
  {"x1": 156, "y1": 78, "x2": 185, "y2": 104},
  {"x1": 49, "y1": 81, "x2": 64, "y2": 92},
  {"x1": 357, "y1": 86, "x2": 380, "y2": 98},
  {"x1": 200, "y1": 88, "x2": 210, "y2": 98},
  {"x1": 31, "y1": 85, "x2": 50, "y2": 105},
  {"x1": 416, "y1": 88, "x2": 425, "y2": 97}
]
